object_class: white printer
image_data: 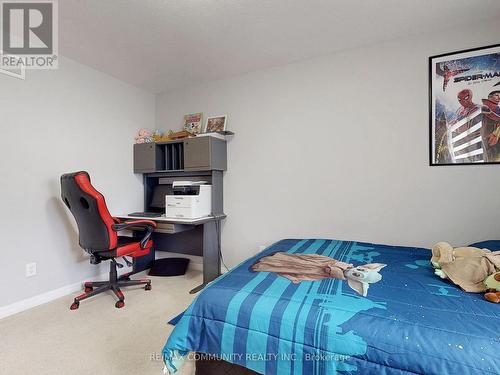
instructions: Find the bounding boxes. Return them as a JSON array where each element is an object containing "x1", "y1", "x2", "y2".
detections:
[{"x1": 165, "y1": 181, "x2": 212, "y2": 219}]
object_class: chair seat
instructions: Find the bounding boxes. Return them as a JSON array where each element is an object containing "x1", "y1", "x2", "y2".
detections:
[{"x1": 115, "y1": 236, "x2": 152, "y2": 257}]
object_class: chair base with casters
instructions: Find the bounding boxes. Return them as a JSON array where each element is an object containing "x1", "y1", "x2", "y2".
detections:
[
  {"x1": 70, "y1": 258, "x2": 152, "y2": 310},
  {"x1": 61, "y1": 171, "x2": 157, "y2": 310}
]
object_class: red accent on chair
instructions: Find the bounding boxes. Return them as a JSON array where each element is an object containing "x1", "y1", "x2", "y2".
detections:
[
  {"x1": 121, "y1": 220, "x2": 157, "y2": 227},
  {"x1": 74, "y1": 173, "x2": 118, "y2": 249},
  {"x1": 116, "y1": 239, "x2": 153, "y2": 257}
]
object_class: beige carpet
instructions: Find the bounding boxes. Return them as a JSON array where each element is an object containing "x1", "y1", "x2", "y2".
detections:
[{"x1": 0, "y1": 271, "x2": 202, "y2": 375}]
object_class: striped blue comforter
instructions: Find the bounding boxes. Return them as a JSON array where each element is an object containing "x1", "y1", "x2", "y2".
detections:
[{"x1": 163, "y1": 239, "x2": 500, "y2": 374}]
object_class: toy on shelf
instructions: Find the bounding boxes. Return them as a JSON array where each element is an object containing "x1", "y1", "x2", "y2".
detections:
[
  {"x1": 154, "y1": 130, "x2": 194, "y2": 142},
  {"x1": 134, "y1": 128, "x2": 154, "y2": 144},
  {"x1": 431, "y1": 242, "x2": 500, "y2": 303},
  {"x1": 135, "y1": 129, "x2": 162, "y2": 143},
  {"x1": 169, "y1": 130, "x2": 192, "y2": 140}
]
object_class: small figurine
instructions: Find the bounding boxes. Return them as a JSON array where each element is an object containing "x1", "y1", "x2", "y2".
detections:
[{"x1": 152, "y1": 130, "x2": 164, "y2": 143}]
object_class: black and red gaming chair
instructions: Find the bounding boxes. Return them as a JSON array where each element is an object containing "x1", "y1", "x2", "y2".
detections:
[{"x1": 61, "y1": 171, "x2": 156, "y2": 310}]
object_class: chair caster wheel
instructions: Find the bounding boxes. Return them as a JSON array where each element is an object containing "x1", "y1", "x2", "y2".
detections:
[
  {"x1": 145, "y1": 283, "x2": 152, "y2": 291},
  {"x1": 70, "y1": 301, "x2": 79, "y2": 310},
  {"x1": 84, "y1": 286, "x2": 93, "y2": 293},
  {"x1": 115, "y1": 300, "x2": 125, "y2": 309}
]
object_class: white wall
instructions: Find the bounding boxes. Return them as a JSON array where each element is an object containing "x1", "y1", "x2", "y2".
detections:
[
  {"x1": 156, "y1": 20, "x2": 500, "y2": 267},
  {"x1": 0, "y1": 57, "x2": 155, "y2": 308}
]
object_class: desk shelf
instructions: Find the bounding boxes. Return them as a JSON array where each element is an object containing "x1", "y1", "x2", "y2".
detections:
[{"x1": 134, "y1": 136, "x2": 227, "y2": 174}]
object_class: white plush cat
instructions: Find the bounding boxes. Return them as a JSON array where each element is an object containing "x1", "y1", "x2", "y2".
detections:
[{"x1": 344, "y1": 263, "x2": 386, "y2": 297}]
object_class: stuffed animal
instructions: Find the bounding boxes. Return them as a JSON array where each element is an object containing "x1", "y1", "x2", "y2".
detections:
[
  {"x1": 251, "y1": 252, "x2": 386, "y2": 297},
  {"x1": 431, "y1": 242, "x2": 488, "y2": 271},
  {"x1": 431, "y1": 242, "x2": 500, "y2": 302},
  {"x1": 344, "y1": 263, "x2": 386, "y2": 297},
  {"x1": 134, "y1": 128, "x2": 153, "y2": 144},
  {"x1": 484, "y1": 272, "x2": 500, "y2": 303}
]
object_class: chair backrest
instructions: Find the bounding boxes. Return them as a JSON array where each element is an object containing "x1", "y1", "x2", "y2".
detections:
[{"x1": 60, "y1": 171, "x2": 117, "y2": 251}]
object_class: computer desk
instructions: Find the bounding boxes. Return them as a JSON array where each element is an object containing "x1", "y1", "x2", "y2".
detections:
[{"x1": 115, "y1": 213, "x2": 226, "y2": 294}]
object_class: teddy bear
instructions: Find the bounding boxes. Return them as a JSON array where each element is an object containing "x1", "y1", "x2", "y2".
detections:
[
  {"x1": 134, "y1": 128, "x2": 153, "y2": 144},
  {"x1": 431, "y1": 242, "x2": 500, "y2": 303},
  {"x1": 484, "y1": 272, "x2": 500, "y2": 303}
]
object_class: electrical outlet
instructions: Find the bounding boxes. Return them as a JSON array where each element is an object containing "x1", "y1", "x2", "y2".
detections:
[{"x1": 25, "y1": 262, "x2": 37, "y2": 277}]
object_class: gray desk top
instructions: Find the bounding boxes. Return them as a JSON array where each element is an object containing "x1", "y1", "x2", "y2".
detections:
[{"x1": 114, "y1": 213, "x2": 226, "y2": 225}]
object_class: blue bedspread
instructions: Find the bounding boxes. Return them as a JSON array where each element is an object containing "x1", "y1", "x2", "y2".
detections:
[{"x1": 163, "y1": 239, "x2": 500, "y2": 374}]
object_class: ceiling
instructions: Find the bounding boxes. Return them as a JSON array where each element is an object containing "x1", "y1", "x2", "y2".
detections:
[{"x1": 59, "y1": 0, "x2": 500, "y2": 94}]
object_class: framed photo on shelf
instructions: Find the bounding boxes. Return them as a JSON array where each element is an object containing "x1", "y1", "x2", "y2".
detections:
[
  {"x1": 204, "y1": 115, "x2": 228, "y2": 133},
  {"x1": 183, "y1": 112, "x2": 203, "y2": 134},
  {"x1": 429, "y1": 44, "x2": 500, "y2": 166}
]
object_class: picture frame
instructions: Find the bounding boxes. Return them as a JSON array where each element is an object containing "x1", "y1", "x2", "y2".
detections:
[
  {"x1": 429, "y1": 44, "x2": 500, "y2": 166},
  {"x1": 204, "y1": 115, "x2": 228, "y2": 133},
  {"x1": 183, "y1": 112, "x2": 203, "y2": 135}
]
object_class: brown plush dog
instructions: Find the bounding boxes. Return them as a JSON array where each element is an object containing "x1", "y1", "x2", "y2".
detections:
[{"x1": 431, "y1": 242, "x2": 500, "y2": 303}]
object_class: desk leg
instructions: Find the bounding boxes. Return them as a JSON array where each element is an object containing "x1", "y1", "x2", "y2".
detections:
[{"x1": 189, "y1": 220, "x2": 221, "y2": 294}]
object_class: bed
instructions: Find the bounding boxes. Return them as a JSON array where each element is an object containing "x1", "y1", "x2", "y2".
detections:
[{"x1": 163, "y1": 239, "x2": 500, "y2": 374}]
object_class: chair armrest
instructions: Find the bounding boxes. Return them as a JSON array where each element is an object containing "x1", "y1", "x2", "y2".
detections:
[
  {"x1": 112, "y1": 220, "x2": 157, "y2": 249},
  {"x1": 112, "y1": 220, "x2": 157, "y2": 229}
]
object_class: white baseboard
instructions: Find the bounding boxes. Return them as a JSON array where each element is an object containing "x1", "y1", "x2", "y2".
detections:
[
  {"x1": 0, "y1": 254, "x2": 204, "y2": 320},
  {"x1": 0, "y1": 266, "x2": 132, "y2": 320},
  {"x1": 189, "y1": 261, "x2": 203, "y2": 272}
]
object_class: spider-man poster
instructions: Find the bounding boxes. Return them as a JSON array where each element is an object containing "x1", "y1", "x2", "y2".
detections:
[{"x1": 430, "y1": 44, "x2": 500, "y2": 165}]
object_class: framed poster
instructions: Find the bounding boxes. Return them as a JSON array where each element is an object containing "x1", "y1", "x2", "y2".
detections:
[
  {"x1": 204, "y1": 115, "x2": 227, "y2": 133},
  {"x1": 429, "y1": 44, "x2": 500, "y2": 165}
]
